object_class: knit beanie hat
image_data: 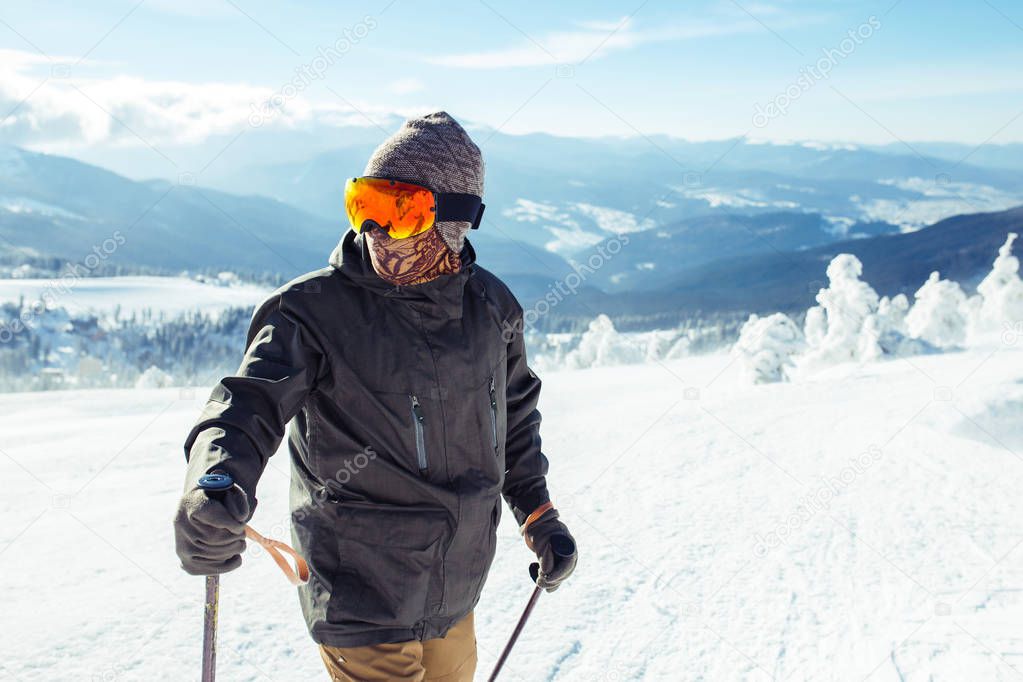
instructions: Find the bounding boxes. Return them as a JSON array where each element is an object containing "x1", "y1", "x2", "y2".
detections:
[{"x1": 363, "y1": 111, "x2": 484, "y2": 253}]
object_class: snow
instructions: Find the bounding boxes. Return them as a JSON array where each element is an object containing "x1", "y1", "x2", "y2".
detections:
[
  {"x1": 854, "y1": 180, "x2": 1023, "y2": 232},
  {"x1": 502, "y1": 199, "x2": 595, "y2": 255},
  {"x1": 734, "y1": 313, "x2": 803, "y2": 383},
  {"x1": 569, "y1": 203, "x2": 654, "y2": 234},
  {"x1": 736, "y1": 239, "x2": 1023, "y2": 382},
  {"x1": 1, "y1": 348, "x2": 1021, "y2": 680},
  {"x1": 677, "y1": 186, "x2": 800, "y2": 211},
  {"x1": 501, "y1": 199, "x2": 652, "y2": 254},
  {"x1": 543, "y1": 315, "x2": 692, "y2": 372},
  {"x1": 135, "y1": 365, "x2": 175, "y2": 389},
  {"x1": 860, "y1": 293, "x2": 921, "y2": 361},
  {"x1": 679, "y1": 186, "x2": 770, "y2": 209},
  {"x1": 802, "y1": 254, "x2": 881, "y2": 367},
  {"x1": 0, "y1": 275, "x2": 269, "y2": 318},
  {"x1": 968, "y1": 232, "x2": 1023, "y2": 343},
  {"x1": 905, "y1": 272, "x2": 968, "y2": 349},
  {"x1": 564, "y1": 314, "x2": 646, "y2": 369},
  {"x1": 0, "y1": 195, "x2": 86, "y2": 220}
]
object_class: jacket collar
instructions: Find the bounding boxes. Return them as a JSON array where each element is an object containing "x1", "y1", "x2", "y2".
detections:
[{"x1": 329, "y1": 230, "x2": 476, "y2": 321}]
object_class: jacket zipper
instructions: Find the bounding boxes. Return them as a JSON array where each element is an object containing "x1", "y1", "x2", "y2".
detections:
[
  {"x1": 488, "y1": 376, "x2": 498, "y2": 450},
  {"x1": 409, "y1": 395, "x2": 428, "y2": 472}
]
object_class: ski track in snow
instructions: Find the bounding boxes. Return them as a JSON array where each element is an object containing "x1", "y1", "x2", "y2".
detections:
[{"x1": 0, "y1": 349, "x2": 1021, "y2": 681}]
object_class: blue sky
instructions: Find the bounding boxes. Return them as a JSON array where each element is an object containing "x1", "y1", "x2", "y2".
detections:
[{"x1": 1, "y1": 0, "x2": 1022, "y2": 150}]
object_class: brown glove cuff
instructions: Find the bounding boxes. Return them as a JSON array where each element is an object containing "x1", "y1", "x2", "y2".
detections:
[{"x1": 519, "y1": 501, "x2": 555, "y2": 551}]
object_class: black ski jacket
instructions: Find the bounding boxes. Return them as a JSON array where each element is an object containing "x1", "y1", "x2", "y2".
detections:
[{"x1": 183, "y1": 231, "x2": 551, "y2": 647}]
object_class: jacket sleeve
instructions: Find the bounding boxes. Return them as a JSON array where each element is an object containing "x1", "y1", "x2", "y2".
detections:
[
  {"x1": 183, "y1": 295, "x2": 323, "y2": 512},
  {"x1": 501, "y1": 306, "x2": 552, "y2": 526}
]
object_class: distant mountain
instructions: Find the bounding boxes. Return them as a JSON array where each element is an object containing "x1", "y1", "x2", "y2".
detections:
[
  {"x1": 871, "y1": 142, "x2": 1023, "y2": 173},
  {"x1": 0, "y1": 145, "x2": 335, "y2": 276},
  {"x1": 13, "y1": 121, "x2": 1023, "y2": 264},
  {"x1": 202, "y1": 130, "x2": 1023, "y2": 259},
  {"x1": 538, "y1": 205, "x2": 1023, "y2": 327},
  {"x1": 0, "y1": 146, "x2": 572, "y2": 288},
  {"x1": 4, "y1": 144, "x2": 1021, "y2": 335},
  {"x1": 659, "y1": 204, "x2": 1023, "y2": 312},
  {"x1": 585, "y1": 211, "x2": 899, "y2": 292}
]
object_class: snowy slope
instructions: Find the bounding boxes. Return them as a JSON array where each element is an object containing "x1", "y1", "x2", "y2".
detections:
[
  {"x1": 0, "y1": 276, "x2": 269, "y2": 318},
  {"x1": 0, "y1": 349, "x2": 1021, "y2": 681}
]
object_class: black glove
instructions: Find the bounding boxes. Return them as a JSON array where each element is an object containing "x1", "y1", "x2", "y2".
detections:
[
  {"x1": 174, "y1": 482, "x2": 250, "y2": 575},
  {"x1": 525, "y1": 510, "x2": 577, "y2": 592}
]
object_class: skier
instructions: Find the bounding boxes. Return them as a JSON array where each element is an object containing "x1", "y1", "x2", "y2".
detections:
[{"x1": 173, "y1": 111, "x2": 577, "y2": 681}]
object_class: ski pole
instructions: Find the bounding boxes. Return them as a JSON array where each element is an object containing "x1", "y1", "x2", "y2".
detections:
[
  {"x1": 488, "y1": 533, "x2": 576, "y2": 682},
  {"x1": 487, "y1": 581, "x2": 542, "y2": 682},
  {"x1": 197, "y1": 473, "x2": 233, "y2": 682},
  {"x1": 195, "y1": 473, "x2": 310, "y2": 682},
  {"x1": 488, "y1": 554, "x2": 565, "y2": 682},
  {"x1": 201, "y1": 574, "x2": 220, "y2": 682}
]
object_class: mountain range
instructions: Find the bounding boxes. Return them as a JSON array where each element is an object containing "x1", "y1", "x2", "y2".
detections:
[
  {"x1": 46, "y1": 120, "x2": 1023, "y2": 256},
  {"x1": 205, "y1": 131, "x2": 1023, "y2": 260},
  {"x1": 0, "y1": 144, "x2": 568, "y2": 285},
  {"x1": 1, "y1": 134, "x2": 1021, "y2": 331},
  {"x1": 533, "y1": 206, "x2": 1023, "y2": 329}
]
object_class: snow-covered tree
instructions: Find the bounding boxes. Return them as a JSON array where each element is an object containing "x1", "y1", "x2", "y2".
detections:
[
  {"x1": 134, "y1": 365, "x2": 174, "y2": 389},
  {"x1": 804, "y1": 305, "x2": 826, "y2": 348},
  {"x1": 564, "y1": 314, "x2": 646, "y2": 369},
  {"x1": 734, "y1": 313, "x2": 804, "y2": 383},
  {"x1": 803, "y1": 254, "x2": 880, "y2": 365},
  {"x1": 859, "y1": 294, "x2": 915, "y2": 360},
  {"x1": 906, "y1": 271, "x2": 968, "y2": 348},
  {"x1": 967, "y1": 233, "x2": 1023, "y2": 341},
  {"x1": 877, "y1": 294, "x2": 909, "y2": 335},
  {"x1": 663, "y1": 334, "x2": 691, "y2": 360},
  {"x1": 642, "y1": 329, "x2": 684, "y2": 362}
]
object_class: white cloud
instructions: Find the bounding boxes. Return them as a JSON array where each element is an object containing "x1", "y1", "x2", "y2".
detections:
[
  {"x1": 0, "y1": 49, "x2": 391, "y2": 150},
  {"x1": 428, "y1": 15, "x2": 786, "y2": 69}
]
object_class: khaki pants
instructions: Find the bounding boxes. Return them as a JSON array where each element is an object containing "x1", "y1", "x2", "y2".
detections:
[{"x1": 319, "y1": 612, "x2": 477, "y2": 682}]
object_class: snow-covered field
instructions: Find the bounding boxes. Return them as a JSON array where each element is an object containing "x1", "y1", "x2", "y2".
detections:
[
  {"x1": 0, "y1": 275, "x2": 269, "y2": 318},
  {"x1": 1, "y1": 346, "x2": 1020, "y2": 681}
]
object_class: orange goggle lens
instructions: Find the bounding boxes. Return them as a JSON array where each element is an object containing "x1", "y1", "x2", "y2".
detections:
[{"x1": 344, "y1": 177, "x2": 436, "y2": 239}]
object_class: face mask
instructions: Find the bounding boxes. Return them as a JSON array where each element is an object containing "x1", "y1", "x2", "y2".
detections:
[{"x1": 366, "y1": 226, "x2": 461, "y2": 287}]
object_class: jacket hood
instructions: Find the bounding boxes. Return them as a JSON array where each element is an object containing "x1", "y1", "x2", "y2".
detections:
[{"x1": 328, "y1": 230, "x2": 477, "y2": 320}]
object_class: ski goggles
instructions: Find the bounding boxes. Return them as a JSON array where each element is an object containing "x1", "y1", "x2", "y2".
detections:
[{"x1": 344, "y1": 176, "x2": 485, "y2": 239}]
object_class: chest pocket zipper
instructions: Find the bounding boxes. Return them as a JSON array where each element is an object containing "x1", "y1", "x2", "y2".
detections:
[
  {"x1": 409, "y1": 395, "x2": 428, "y2": 472},
  {"x1": 488, "y1": 377, "x2": 498, "y2": 451}
]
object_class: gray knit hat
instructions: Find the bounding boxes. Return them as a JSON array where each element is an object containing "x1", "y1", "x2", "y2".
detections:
[{"x1": 363, "y1": 111, "x2": 484, "y2": 252}]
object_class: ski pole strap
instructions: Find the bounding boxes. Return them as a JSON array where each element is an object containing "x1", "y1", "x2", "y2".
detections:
[
  {"x1": 244, "y1": 525, "x2": 310, "y2": 586},
  {"x1": 519, "y1": 501, "x2": 555, "y2": 551}
]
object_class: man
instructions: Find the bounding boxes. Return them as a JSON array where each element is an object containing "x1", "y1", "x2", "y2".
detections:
[{"x1": 174, "y1": 111, "x2": 577, "y2": 681}]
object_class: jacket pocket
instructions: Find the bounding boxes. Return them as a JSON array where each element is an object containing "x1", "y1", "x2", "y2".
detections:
[
  {"x1": 409, "y1": 394, "x2": 428, "y2": 472},
  {"x1": 487, "y1": 376, "x2": 498, "y2": 451},
  {"x1": 463, "y1": 498, "x2": 501, "y2": 611},
  {"x1": 326, "y1": 501, "x2": 451, "y2": 628}
]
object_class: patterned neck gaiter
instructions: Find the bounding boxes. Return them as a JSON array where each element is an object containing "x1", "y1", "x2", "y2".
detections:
[{"x1": 366, "y1": 227, "x2": 461, "y2": 287}]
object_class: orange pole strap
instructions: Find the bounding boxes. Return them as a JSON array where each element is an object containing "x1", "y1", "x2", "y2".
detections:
[{"x1": 244, "y1": 525, "x2": 310, "y2": 586}]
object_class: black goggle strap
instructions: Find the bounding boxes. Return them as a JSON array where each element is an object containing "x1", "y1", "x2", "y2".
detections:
[{"x1": 436, "y1": 193, "x2": 486, "y2": 230}]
